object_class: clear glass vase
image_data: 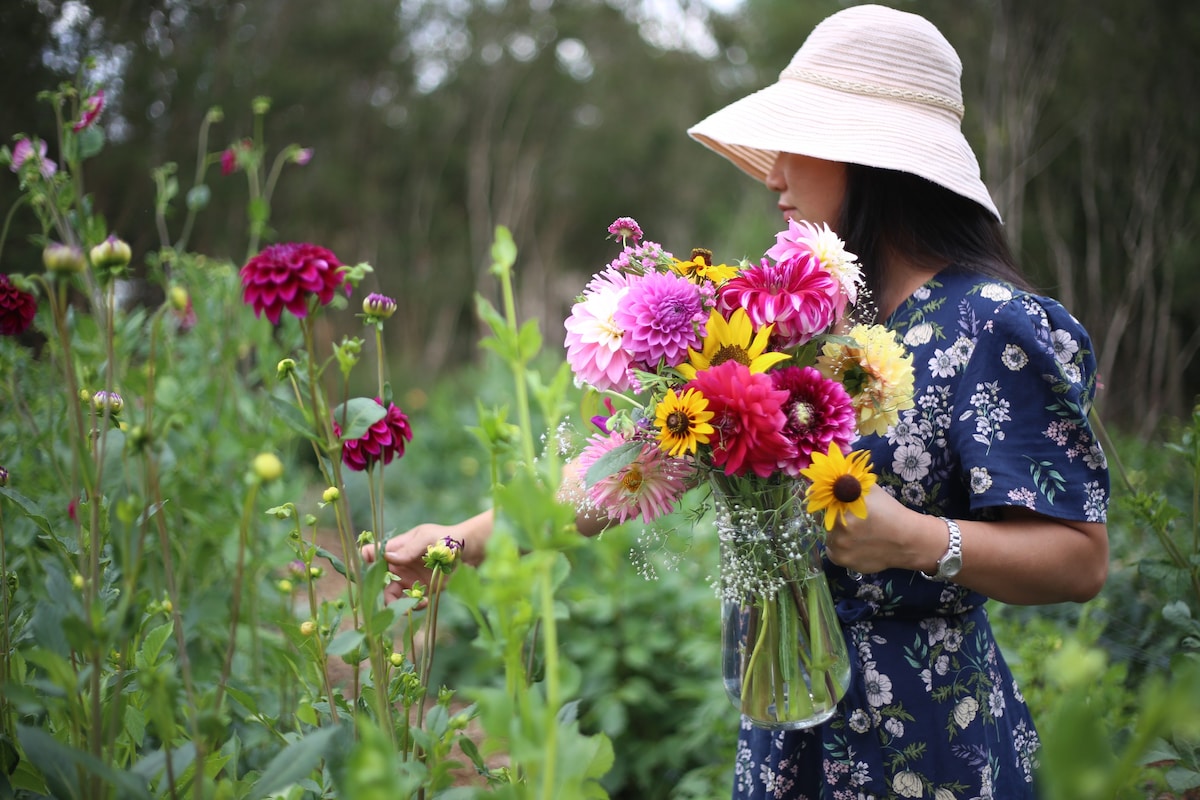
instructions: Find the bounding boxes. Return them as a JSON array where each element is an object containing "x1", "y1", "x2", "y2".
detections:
[{"x1": 714, "y1": 479, "x2": 851, "y2": 730}]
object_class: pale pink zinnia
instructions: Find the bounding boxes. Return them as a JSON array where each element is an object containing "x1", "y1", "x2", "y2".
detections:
[
  {"x1": 574, "y1": 432, "x2": 691, "y2": 524},
  {"x1": 240, "y1": 242, "x2": 348, "y2": 324},
  {"x1": 717, "y1": 255, "x2": 839, "y2": 349},
  {"x1": 685, "y1": 361, "x2": 795, "y2": 478},
  {"x1": 771, "y1": 366, "x2": 856, "y2": 475},
  {"x1": 766, "y1": 219, "x2": 863, "y2": 313},
  {"x1": 614, "y1": 271, "x2": 704, "y2": 368},
  {"x1": 565, "y1": 269, "x2": 634, "y2": 392}
]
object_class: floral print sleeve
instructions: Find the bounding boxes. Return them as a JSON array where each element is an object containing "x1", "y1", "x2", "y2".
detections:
[{"x1": 949, "y1": 291, "x2": 1109, "y2": 523}]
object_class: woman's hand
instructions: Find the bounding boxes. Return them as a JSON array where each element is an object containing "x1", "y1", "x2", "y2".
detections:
[
  {"x1": 361, "y1": 510, "x2": 494, "y2": 605},
  {"x1": 823, "y1": 488, "x2": 937, "y2": 575}
]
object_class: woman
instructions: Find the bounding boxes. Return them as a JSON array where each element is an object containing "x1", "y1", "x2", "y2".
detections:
[
  {"x1": 368, "y1": 5, "x2": 1110, "y2": 797},
  {"x1": 686, "y1": 5, "x2": 1109, "y2": 798}
]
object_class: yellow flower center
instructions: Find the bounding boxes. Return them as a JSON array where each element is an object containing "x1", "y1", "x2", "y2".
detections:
[
  {"x1": 621, "y1": 467, "x2": 644, "y2": 493},
  {"x1": 790, "y1": 401, "x2": 814, "y2": 429}
]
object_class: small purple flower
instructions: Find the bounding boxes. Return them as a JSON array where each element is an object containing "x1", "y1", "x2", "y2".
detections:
[
  {"x1": 0, "y1": 466, "x2": 9, "y2": 487},
  {"x1": 607, "y1": 216, "x2": 643, "y2": 244},
  {"x1": 10, "y1": 138, "x2": 56, "y2": 179},
  {"x1": 91, "y1": 390, "x2": 124, "y2": 415},
  {"x1": 292, "y1": 147, "x2": 313, "y2": 165},
  {"x1": 441, "y1": 535, "x2": 465, "y2": 552}
]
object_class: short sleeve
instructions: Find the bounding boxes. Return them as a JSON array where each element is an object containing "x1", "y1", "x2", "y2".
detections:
[{"x1": 949, "y1": 294, "x2": 1109, "y2": 522}]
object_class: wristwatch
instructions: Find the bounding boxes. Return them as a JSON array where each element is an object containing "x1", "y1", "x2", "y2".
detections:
[{"x1": 920, "y1": 517, "x2": 963, "y2": 582}]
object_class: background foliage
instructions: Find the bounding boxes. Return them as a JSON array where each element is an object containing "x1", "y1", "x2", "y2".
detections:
[{"x1": 4, "y1": 0, "x2": 1198, "y2": 429}]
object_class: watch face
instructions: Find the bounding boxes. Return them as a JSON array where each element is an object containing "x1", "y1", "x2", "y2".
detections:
[{"x1": 940, "y1": 555, "x2": 963, "y2": 578}]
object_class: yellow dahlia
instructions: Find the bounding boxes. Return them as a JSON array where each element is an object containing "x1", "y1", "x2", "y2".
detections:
[
  {"x1": 654, "y1": 388, "x2": 715, "y2": 456},
  {"x1": 801, "y1": 443, "x2": 877, "y2": 530},
  {"x1": 670, "y1": 248, "x2": 739, "y2": 285},
  {"x1": 817, "y1": 323, "x2": 915, "y2": 436},
  {"x1": 676, "y1": 308, "x2": 790, "y2": 380}
]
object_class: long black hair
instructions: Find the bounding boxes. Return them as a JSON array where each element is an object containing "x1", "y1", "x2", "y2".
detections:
[{"x1": 836, "y1": 164, "x2": 1031, "y2": 317}]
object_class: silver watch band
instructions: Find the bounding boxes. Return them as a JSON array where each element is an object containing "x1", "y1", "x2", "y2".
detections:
[{"x1": 919, "y1": 516, "x2": 963, "y2": 581}]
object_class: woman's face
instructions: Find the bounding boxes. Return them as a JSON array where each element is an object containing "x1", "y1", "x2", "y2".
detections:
[{"x1": 765, "y1": 152, "x2": 847, "y2": 227}]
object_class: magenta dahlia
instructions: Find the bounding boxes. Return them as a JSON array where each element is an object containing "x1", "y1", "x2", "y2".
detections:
[
  {"x1": 334, "y1": 398, "x2": 412, "y2": 471},
  {"x1": 771, "y1": 366, "x2": 857, "y2": 475},
  {"x1": 240, "y1": 242, "x2": 348, "y2": 324},
  {"x1": 717, "y1": 256, "x2": 839, "y2": 349},
  {"x1": 574, "y1": 432, "x2": 692, "y2": 524},
  {"x1": 607, "y1": 217, "x2": 643, "y2": 244},
  {"x1": 614, "y1": 271, "x2": 704, "y2": 368},
  {"x1": 686, "y1": 360, "x2": 794, "y2": 478},
  {"x1": 565, "y1": 269, "x2": 634, "y2": 392},
  {"x1": 0, "y1": 274, "x2": 37, "y2": 336}
]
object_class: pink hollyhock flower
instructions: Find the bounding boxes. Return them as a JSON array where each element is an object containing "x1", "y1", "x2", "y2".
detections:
[
  {"x1": 72, "y1": 90, "x2": 105, "y2": 132},
  {"x1": 771, "y1": 366, "x2": 856, "y2": 475},
  {"x1": 614, "y1": 271, "x2": 704, "y2": 368},
  {"x1": 565, "y1": 268, "x2": 634, "y2": 392},
  {"x1": 767, "y1": 219, "x2": 863, "y2": 313},
  {"x1": 717, "y1": 255, "x2": 839, "y2": 349},
  {"x1": 686, "y1": 361, "x2": 794, "y2": 478},
  {"x1": 0, "y1": 274, "x2": 37, "y2": 336},
  {"x1": 334, "y1": 398, "x2": 412, "y2": 471},
  {"x1": 575, "y1": 432, "x2": 692, "y2": 524},
  {"x1": 10, "y1": 138, "x2": 56, "y2": 179},
  {"x1": 240, "y1": 242, "x2": 348, "y2": 324},
  {"x1": 607, "y1": 216, "x2": 643, "y2": 244}
]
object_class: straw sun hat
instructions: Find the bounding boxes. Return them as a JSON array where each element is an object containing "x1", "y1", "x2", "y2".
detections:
[{"x1": 688, "y1": 3, "x2": 1001, "y2": 221}]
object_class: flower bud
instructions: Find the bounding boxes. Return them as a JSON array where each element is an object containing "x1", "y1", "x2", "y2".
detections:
[
  {"x1": 321, "y1": 486, "x2": 340, "y2": 503},
  {"x1": 291, "y1": 147, "x2": 313, "y2": 165},
  {"x1": 276, "y1": 579, "x2": 293, "y2": 594},
  {"x1": 205, "y1": 106, "x2": 224, "y2": 124},
  {"x1": 389, "y1": 652, "x2": 404, "y2": 667},
  {"x1": 299, "y1": 620, "x2": 317, "y2": 636},
  {"x1": 0, "y1": 466, "x2": 8, "y2": 487},
  {"x1": 362, "y1": 292, "x2": 397, "y2": 321},
  {"x1": 91, "y1": 390, "x2": 124, "y2": 415},
  {"x1": 43, "y1": 242, "x2": 85, "y2": 274},
  {"x1": 309, "y1": 566, "x2": 322, "y2": 578},
  {"x1": 90, "y1": 235, "x2": 132, "y2": 271},
  {"x1": 276, "y1": 358, "x2": 297, "y2": 380},
  {"x1": 252, "y1": 452, "x2": 283, "y2": 482},
  {"x1": 168, "y1": 285, "x2": 189, "y2": 311},
  {"x1": 252, "y1": 96, "x2": 271, "y2": 115},
  {"x1": 71, "y1": 573, "x2": 85, "y2": 590},
  {"x1": 161, "y1": 599, "x2": 173, "y2": 614}
]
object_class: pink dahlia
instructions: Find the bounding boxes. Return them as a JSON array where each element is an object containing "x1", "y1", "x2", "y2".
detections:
[
  {"x1": 334, "y1": 398, "x2": 412, "y2": 471},
  {"x1": 686, "y1": 360, "x2": 794, "y2": 478},
  {"x1": 10, "y1": 138, "x2": 56, "y2": 179},
  {"x1": 717, "y1": 255, "x2": 839, "y2": 349},
  {"x1": 607, "y1": 240, "x2": 673, "y2": 273},
  {"x1": 771, "y1": 366, "x2": 856, "y2": 475},
  {"x1": 565, "y1": 269, "x2": 634, "y2": 392},
  {"x1": 574, "y1": 432, "x2": 691, "y2": 524},
  {"x1": 240, "y1": 242, "x2": 348, "y2": 324},
  {"x1": 0, "y1": 274, "x2": 37, "y2": 336},
  {"x1": 766, "y1": 219, "x2": 863, "y2": 313},
  {"x1": 614, "y1": 271, "x2": 704, "y2": 368}
]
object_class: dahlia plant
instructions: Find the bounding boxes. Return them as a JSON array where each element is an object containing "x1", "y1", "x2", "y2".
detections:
[{"x1": 0, "y1": 75, "x2": 490, "y2": 800}]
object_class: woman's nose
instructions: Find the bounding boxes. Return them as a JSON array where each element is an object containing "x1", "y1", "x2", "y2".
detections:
[{"x1": 765, "y1": 154, "x2": 786, "y2": 192}]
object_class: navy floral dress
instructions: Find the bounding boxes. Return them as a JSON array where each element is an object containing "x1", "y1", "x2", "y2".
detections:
[{"x1": 733, "y1": 267, "x2": 1110, "y2": 800}]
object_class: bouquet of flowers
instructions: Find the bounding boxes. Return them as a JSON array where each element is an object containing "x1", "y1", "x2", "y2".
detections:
[{"x1": 562, "y1": 216, "x2": 915, "y2": 728}]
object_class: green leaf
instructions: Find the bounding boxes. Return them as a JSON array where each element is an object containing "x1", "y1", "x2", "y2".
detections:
[
  {"x1": 316, "y1": 545, "x2": 352, "y2": 582},
  {"x1": 516, "y1": 318, "x2": 542, "y2": 361},
  {"x1": 0, "y1": 487, "x2": 53, "y2": 536},
  {"x1": 78, "y1": 126, "x2": 105, "y2": 159},
  {"x1": 331, "y1": 397, "x2": 387, "y2": 441},
  {"x1": 269, "y1": 394, "x2": 318, "y2": 441},
  {"x1": 141, "y1": 620, "x2": 174, "y2": 666},
  {"x1": 247, "y1": 725, "x2": 343, "y2": 798},
  {"x1": 326, "y1": 629, "x2": 364, "y2": 657},
  {"x1": 584, "y1": 440, "x2": 643, "y2": 487},
  {"x1": 366, "y1": 607, "x2": 395, "y2": 637},
  {"x1": 18, "y1": 724, "x2": 152, "y2": 800}
]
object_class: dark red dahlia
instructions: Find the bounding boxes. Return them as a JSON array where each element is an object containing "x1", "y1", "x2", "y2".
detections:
[
  {"x1": 334, "y1": 399, "x2": 413, "y2": 472},
  {"x1": 0, "y1": 274, "x2": 37, "y2": 336},
  {"x1": 771, "y1": 365, "x2": 857, "y2": 475},
  {"x1": 240, "y1": 243, "x2": 348, "y2": 324}
]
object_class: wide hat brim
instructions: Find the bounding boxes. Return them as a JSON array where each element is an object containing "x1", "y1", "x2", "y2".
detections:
[{"x1": 688, "y1": 48, "x2": 1001, "y2": 222}]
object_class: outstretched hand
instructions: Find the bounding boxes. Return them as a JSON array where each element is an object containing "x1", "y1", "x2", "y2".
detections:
[{"x1": 361, "y1": 511, "x2": 493, "y2": 605}]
